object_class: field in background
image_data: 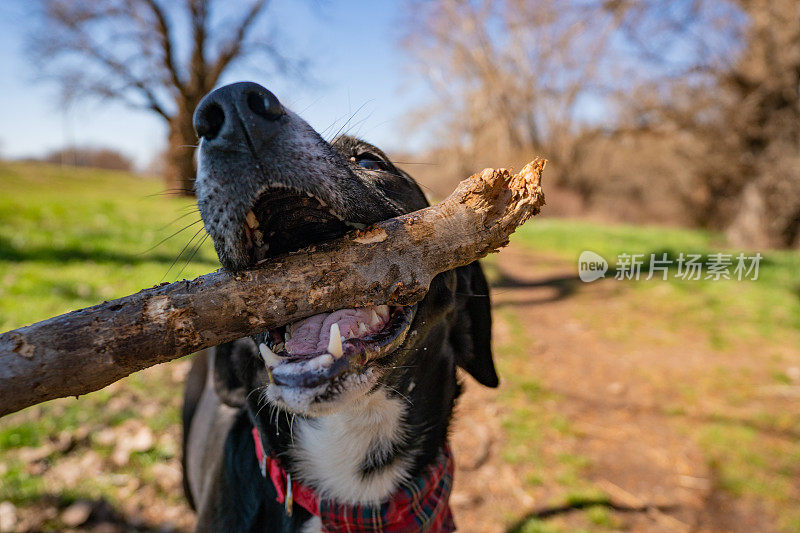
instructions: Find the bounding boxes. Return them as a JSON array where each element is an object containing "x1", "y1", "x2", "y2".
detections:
[
  {"x1": 0, "y1": 162, "x2": 218, "y2": 531},
  {"x1": 0, "y1": 163, "x2": 798, "y2": 531},
  {"x1": 0, "y1": 162, "x2": 217, "y2": 332}
]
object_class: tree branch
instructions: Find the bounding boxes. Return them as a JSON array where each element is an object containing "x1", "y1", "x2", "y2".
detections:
[
  {"x1": 0, "y1": 160, "x2": 545, "y2": 417},
  {"x1": 139, "y1": 0, "x2": 187, "y2": 97},
  {"x1": 208, "y1": 0, "x2": 268, "y2": 86},
  {"x1": 186, "y1": 0, "x2": 210, "y2": 97},
  {"x1": 57, "y1": 30, "x2": 173, "y2": 119}
]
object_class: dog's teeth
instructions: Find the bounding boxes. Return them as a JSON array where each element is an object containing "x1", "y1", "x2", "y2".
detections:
[
  {"x1": 369, "y1": 310, "x2": 381, "y2": 327},
  {"x1": 357, "y1": 321, "x2": 370, "y2": 336},
  {"x1": 328, "y1": 323, "x2": 343, "y2": 358},
  {"x1": 259, "y1": 343, "x2": 283, "y2": 368},
  {"x1": 245, "y1": 210, "x2": 259, "y2": 229},
  {"x1": 375, "y1": 305, "x2": 390, "y2": 320},
  {"x1": 285, "y1": 328, "x2": 292, "y2": 341}
]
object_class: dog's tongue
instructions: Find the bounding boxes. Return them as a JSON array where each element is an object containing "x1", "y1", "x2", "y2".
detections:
[{"x1": 285, "y1": 305, "x2": 390, "y2": 355}]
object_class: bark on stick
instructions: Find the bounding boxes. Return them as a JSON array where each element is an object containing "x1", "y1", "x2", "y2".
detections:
[{"x1": 0, "y1": 160, "x2": 545, "y2": 417}]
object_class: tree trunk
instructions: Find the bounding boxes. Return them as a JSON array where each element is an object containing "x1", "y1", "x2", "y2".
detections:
[
  {"x1": 0, "y1": 160, "x2": 546, "y2": 417},
  {"x1": 725, "y1": 181, "x2": 769, "y2": 248},
  {"x1": 165, "y1": 106, "x2": 199, "y2": 196}
]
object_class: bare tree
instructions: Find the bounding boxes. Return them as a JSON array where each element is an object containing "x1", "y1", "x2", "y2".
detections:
[
  {"x1": 402, "y1": 0, "x2": 626, "y2": 199},
  {"x1": 403, "y1": 0, "x2": 800, "y2": 247},
  {"x1": 609, "y1": 0, "x2": 800, "y2": 247},
  {"x1": 31, "y1": 0, "x2": 299, "y2": 195}
]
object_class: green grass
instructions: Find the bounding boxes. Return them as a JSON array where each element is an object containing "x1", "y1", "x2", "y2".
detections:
[
  {"x1": 0, "y1": 460, "x2": 45, "y2": 505},
  {"x1": 513, "y1": 218, "x2": 800, "y2": 348},
  {"x1": 0, "y1": 161, "x2": 217, "y2": 331},
  {"x1": 0, "y1": 162, "x2": 213, "y2": 519}
]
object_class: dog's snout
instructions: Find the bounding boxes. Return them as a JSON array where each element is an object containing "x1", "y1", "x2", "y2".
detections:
[
  {"x1": 245, "y1": 90, "x2": 283, "y2": 122},
  {"x1": 193, "y1": 81, "x2": 284, "y2": 143},
  {"x1": 194, "y1": 102, "x2": 225, "y2": 140}
]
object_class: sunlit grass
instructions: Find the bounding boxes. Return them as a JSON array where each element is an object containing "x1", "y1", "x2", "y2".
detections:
[
  {"x1": 513, "y1": 218, "x2": 800, "y2": 347},
  {"x1": 495, "y1": 307, "x2": 609, "y2": 531},
  {"x1": 0, "y1": 162, "x2": 208, "y2": 526},
  {"x1": 0, "y1": 161, "x2": 218, "y2": 331}
]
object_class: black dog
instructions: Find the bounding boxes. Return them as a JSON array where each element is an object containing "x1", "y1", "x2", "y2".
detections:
[{"x1": 182, "y1": 82, "x2": 497, "y2": 532}]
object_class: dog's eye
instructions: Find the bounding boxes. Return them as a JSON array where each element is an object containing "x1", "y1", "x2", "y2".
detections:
[{"x1": 355, "y1": 156, "x2": 387, "y2": 171}]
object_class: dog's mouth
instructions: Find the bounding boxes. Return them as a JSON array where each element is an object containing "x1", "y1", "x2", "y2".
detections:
[
  {"x1": 241, "y1": 186, "x2": 357, "y2": 264},
  {"x1": 239, "y1": 185, "x2": 415, "y2": 397},
  {"x1": 251, "y1": 303, "x2": 415, "y2": 390}
]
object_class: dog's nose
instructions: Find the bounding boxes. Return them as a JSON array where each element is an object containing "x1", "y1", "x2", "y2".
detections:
[{"x1": 193, "y1": 82, "x2": 284, "y2": 144}]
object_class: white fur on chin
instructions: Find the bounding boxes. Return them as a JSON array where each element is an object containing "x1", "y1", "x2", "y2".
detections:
[{"x1": 289, "y1": 388, "x2": 411, "y2": 505}]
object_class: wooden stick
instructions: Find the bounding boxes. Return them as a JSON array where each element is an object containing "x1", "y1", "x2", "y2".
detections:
[{"x1": 0, "y1": 160, "x2": 545, "y2": 417}]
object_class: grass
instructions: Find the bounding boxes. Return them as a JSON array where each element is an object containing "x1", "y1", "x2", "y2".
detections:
[
  {"x1": 512, "y1": 218, "x2": 800, "y2": 349},
  {"x1": 0, "y1": 161, "x2": 217, "y2": 332},
  {"x1": 0, "y1": 162, "x2": 213, "y2": 525},
  {"x1": 495, "y1": 308, "x2": 609, "y2": 531}
]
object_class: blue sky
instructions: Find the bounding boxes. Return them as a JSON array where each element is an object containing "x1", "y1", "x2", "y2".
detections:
[{"x1": 0, "y1": 1, "x2": 430, "y2": 169}]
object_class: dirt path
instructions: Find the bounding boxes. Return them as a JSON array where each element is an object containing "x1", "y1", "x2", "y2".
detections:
[{"x1": 447, "y1": 245, "x2": 787, "y2": 532}]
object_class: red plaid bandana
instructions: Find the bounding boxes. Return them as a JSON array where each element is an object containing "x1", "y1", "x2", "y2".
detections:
[{"x1": 253, "y1": 427, "x2": 456, "y2": 532}]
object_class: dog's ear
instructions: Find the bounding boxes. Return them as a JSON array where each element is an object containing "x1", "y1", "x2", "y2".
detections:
[
  {"x1": 450, "y1": 261, "x2": 499, "y2": 387},
  {"x1": 212, "y1": 340, "x2": 261, "y2": 407}
]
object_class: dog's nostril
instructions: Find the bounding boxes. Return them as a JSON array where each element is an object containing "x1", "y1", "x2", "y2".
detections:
[
  {"x1": 195, "y1": 103, "x2": 225, "y2": 140},
  {"x1": 246, "y1": 91, "x2": 283, "y2": 121}
]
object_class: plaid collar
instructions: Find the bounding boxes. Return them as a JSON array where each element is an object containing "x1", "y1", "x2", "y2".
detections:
[{"x1": 252, "y1": 427, "x2": 456, "y2": 532}]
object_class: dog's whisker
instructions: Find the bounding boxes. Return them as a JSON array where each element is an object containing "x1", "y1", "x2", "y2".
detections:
[
  {"x1": 175, "y1": 232, "x2": 210, "y2": 279},
  {"x1": 161, "y1": 225, "x2": 206, "y2": 282},
  {"x1": 137, "y1": 219, "x2": 203, "y2": 256},
  {"x1": 158, "y1": 210, "x2": 202, "y2": 231},
  {"x1": 385, "y1": 384, "x2": 413, "y2": 406},
  {"x1": 330, "y1": 100, "x2": 372, "y2": 142},
  {"x1": 247, "y1": 385, "x2": 267, "y2": 403},
  {"x1": 340, "y1": 111, "x2": 375, "y2": 140},
  {"x1": 298, "y1": 95, "x2": 325, "y2": 116},
  {"x1": 319, "y1": 111, "x2": 351, "y2": 139},
  {"x1": 144, "y1": 188, "x2": 196, "y2": 197},
  {"x1": 253, "y1": 389, "x2": 272, "y2": 421}
]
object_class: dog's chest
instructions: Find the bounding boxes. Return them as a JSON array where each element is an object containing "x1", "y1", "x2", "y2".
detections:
[{"x1": 288, "y1": 390, "x2": 411, "y2": 505}]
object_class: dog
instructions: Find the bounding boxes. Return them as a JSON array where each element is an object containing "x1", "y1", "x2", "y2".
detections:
[{"x1": 182, "y1": 82, "x2": 497, "y2": 532}]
